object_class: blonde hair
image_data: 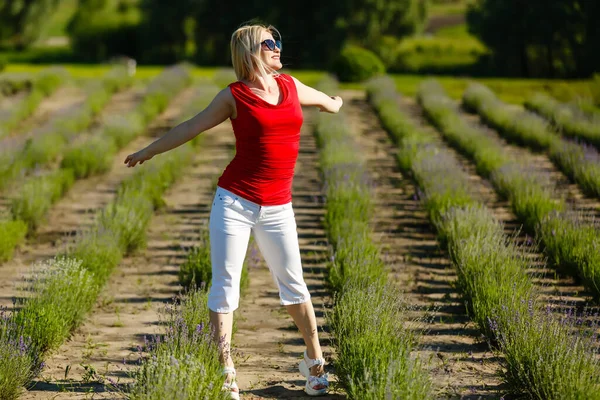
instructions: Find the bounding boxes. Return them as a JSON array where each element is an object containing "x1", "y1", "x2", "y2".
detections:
[{"x1": 230, "y1": 24, "x2": 280, "y2": 82}]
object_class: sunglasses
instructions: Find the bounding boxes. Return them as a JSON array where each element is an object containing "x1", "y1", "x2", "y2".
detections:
[{"x1": 260, "y1": 39, "x2": 282, "y2": 51}]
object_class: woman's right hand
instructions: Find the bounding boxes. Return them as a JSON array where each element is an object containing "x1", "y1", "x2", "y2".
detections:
[{"x1": 124, "y1": 148, "x2": 153, "y2": 167}]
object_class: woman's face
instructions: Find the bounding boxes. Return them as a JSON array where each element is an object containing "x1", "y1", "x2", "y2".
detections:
[{"x1": 259, "y1": 30, "x2": 282, "y2": 71}]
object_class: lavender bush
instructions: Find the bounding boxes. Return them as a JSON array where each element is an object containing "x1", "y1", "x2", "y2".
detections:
[
  {"x1": 61, "y1": 135, "x2": 117, "y2": 179},
  {"x1": 178, "y1": 229, "x2": 212, "y2": 290},
  {"x1": 526, "y1": 93, "x2": 600, "y2": 150},
  {"x1": 549, "y1": 140, "x2": 600, "y2": 198},
  {"x1": 329, "y1": 281, "x2": 431, "y2": 400},
  {"x1": 14, "y1": 258, "x2": 99, "y2": 355},
  {"x1": 366, "y1": 76, "x2": 437, "y2": 171},
  {"x1": 10, "y1": 168, "x2": 75, "y2": 232},
  {"x1": 66, "y1": 227, "x2": 123, "y2": 285},
  {"x1": 138, "y1": 64, "x2": 193, "y2": 123},
  {"x1": 17, "y1": 66, "x2": 132, "y2": 172},
  {"x1": 539, "y1": 211, "x2": 600, "y2": 294},
  {"x1": 493, "y1": 299, "x2": 600, "y2": 399},
  {"x1": 463, "y1": 83, "x2": 556, "y2": 151},
  {"x1": 0, "y1": 307, "x2": 44, "y2": 400},
  {"x1": 0, "y1": 80, "x2": 204, "y2": 397},
  {"x1": 129, "y1": 290, "x2": 228, "y2": 400},
  {"x1": 0, "y1": 66, "x2": 197, "y2": 265}
]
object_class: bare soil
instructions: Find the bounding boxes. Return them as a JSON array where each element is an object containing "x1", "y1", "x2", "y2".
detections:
[
  {"x1": 342, "y1": 90, "x2": 505, "y2": 399},
  {"x1": 0, "y1": 90, "x2": 27, "y2": 112}
]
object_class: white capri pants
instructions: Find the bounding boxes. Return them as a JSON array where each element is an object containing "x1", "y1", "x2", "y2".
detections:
[{"x1": 207, "y1": 186, "x2": 311, "y2": 313}]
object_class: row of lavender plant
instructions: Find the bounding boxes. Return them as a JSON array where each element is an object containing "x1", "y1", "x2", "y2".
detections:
[
  {"x1": 0, "y1": 105, "x2": 201, "y2": 399},
  {"x1": 0, "y1": 68, "x2": 68, "y2": 139},
  {"x1": 463, "y1": 83, "x2": 600, "y2": 199},
  {"x1": 313, "y1": 76, "x2": 432, "y2": 400},
  {"x1": 445, "y1": 82, "x2": 600, "y2": 298},
  {"x1": 0, "y1": 65, "x2": 192, "y2": 264},
  {"x1": 367, "y1": 76, "x2": 600, "y2": 399},
  {"x1": 525, "y1": 93, "x2": 600, "y2": 150}
]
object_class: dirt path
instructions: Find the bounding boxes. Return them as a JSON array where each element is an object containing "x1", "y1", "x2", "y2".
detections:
[
  {"x1": 0, "y1": 90, "x2": 27, "y2": 112},
  {"x1": 0, "y1": 86, "x2": 197, "y2": 310},
  {"x1": 90, "y1": 84, "x2": 146, "y2": 132},
  {"x1": 23, "y1": 121, "x2": 235, "y2": 399},
  {"x1": 341, "y1": 90, "x2": 505, "y2": 399},
  {"x1": 234, "y1": 111, "x2": 344, "y2": 399}
]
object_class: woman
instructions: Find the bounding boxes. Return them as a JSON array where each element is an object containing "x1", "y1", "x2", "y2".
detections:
[{"x1": 124, "y1": 24, "x2": 342, "y2": 398}]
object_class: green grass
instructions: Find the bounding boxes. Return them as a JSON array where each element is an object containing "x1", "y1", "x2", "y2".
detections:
[
  {"x1": 4, "y1": 64, "x2": 212, "y2": 80},
  {"x1": 389, "y1": 75, "x2": 593, "y2": 104},
  {"x1": 3, "y1": 64, "x2": 325, "y2": 85},
  {"x1": 429, "y1": 0, "x2": 467, "y2": 17},
  {"x1": 434, "y1": 23, "x2": 472, "y2": 39}
]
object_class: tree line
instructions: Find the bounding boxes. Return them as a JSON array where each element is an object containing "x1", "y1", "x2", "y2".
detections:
[
  {"x1": 1, "y1": 0, "x2": 599, "y2": 78},
  {"x1": 53, "y1": 0, "x2": 428, "y2": 69}
]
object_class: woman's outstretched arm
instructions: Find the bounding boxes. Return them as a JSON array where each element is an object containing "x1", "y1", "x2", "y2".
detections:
[
  {"x1": 124, "y1": 88, "x2": 234, "y2": 167},
  {"x1": 291, "y1": 76, "x2": 343, "y2": 113}
]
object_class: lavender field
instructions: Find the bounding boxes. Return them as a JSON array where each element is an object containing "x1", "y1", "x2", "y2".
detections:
[{"x1": 0, "y1": 65, "x2": 599, "y2": 400}]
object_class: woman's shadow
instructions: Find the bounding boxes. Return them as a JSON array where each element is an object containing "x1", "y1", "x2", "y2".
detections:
[{"x1": 244, "y1": 379, "x2": 346, "y2": 398}]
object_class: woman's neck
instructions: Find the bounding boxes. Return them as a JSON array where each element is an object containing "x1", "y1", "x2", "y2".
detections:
[{"x1": 245, "y1": 74, "x2": 277, "y2": 92}]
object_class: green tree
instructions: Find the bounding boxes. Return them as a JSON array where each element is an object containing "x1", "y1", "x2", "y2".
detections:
[
  {"x1": 467, "y1": 0, "x2": 600, "y2": 78},
  {"x1": 0, "y1": 0, "x2": 60, "y2": 48},
  {"x1": 341, "y1": 0, "x2": 428, "y2": 44},
  {"x1": 187, "y1": 1, "x2": 345, "y2": 67},
  {"x1": 68, "y1": 0, "x2": 141, "y2": 61},
  {"x1": 138, "y1": 0, "x2": 205, "y2": 63}
]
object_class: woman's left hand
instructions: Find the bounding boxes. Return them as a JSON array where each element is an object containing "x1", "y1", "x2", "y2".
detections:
[{"x1": 124, "y1": 148, "x2": 154, "y2": 167}]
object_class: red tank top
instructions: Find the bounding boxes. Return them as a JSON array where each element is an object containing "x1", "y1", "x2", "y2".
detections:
[{"x1": 217, "y1": 74, "x2": 303, "y2": 206}]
